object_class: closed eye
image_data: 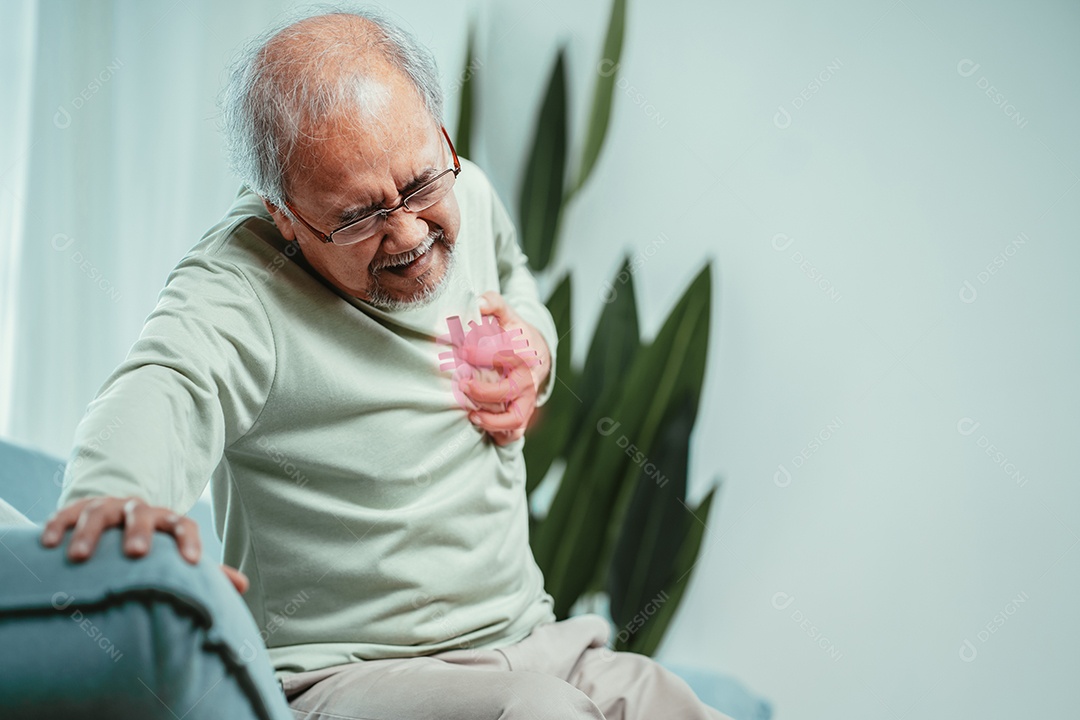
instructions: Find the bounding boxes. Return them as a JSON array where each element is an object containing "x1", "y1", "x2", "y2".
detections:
[{"x1": 336, "y1": 168, "x2": 441, "y2": 225}]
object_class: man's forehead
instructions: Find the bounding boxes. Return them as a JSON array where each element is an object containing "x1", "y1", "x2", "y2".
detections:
[
  {"x1": 292, "y1": 64, "x2": 429, "y2": 147},
  {"x1": 291, "y1": 118, "x2": 443, "y2": 221}
]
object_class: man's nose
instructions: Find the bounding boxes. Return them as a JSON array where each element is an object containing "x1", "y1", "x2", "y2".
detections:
[{"x1": 379, "y1": 208, "x2": 430, "y2": 254}]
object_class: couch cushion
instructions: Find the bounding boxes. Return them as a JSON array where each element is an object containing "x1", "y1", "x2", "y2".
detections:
[
  {"x1": 661, "y1": 662, "x2": 773, "y2": 720},
  {"x1": 0, "y1": 526, "x2": 292, "y2": 719},
  {"x1": 0, "y1": 438, "x2": 64, "y2": 525}
]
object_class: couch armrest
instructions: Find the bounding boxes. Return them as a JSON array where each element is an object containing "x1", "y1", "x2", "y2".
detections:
[
  {"x1": 0, "y1": 527, "x2": 291, "y2": 719},
  {"x1": 660, "y1": 662, "x2": 773, "y2": 720}
]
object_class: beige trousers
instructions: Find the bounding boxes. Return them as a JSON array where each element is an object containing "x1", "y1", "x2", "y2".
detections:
[{"x1": 281, "y1": 614, "x2": 733, "y2": 720}]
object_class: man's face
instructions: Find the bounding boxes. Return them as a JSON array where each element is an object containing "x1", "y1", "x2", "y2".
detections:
[{"x1": 264, "y1": 70, "x2": 460, "y2": 309}]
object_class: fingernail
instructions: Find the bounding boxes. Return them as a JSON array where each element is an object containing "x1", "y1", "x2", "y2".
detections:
[
  {"x1": 183, "y1": 546, "x2": 198, "y2": 562},
  {"x1": 127, "y1": 537, "x2": 147, "y2": 553},
  {"x1": 41, "y1": 530, "x2": 58, "y2": 544},
  {"x1": 71, "y1": 541, "x2": 88, "y2": 555}
]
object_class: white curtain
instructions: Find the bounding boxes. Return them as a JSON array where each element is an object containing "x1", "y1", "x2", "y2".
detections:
[
  {"x1": 2, "y1": 0, "x2": 278, "y2": 456},
  {"x1": 0, "y1": 0, "x2": 39, "y2": 437}
]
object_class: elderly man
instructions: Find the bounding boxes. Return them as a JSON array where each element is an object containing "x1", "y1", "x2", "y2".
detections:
[{"x1": 39, "y1": 8, "x2": 729, "y2": 720}]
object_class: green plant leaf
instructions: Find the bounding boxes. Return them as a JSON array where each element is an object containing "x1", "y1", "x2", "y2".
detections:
[
  {"x1": 531, "y1": 402, "x2": 619, "y2": 616},
  {"x1": 518, "y1": 49, "x2": 568, "y2": 273},
  {"x1": 607, "y1": 391, "x2": 695, "y2": 639},
  {"x1": 588, "y1": 261, "x2": 711, "y2": 596},
  {"x1": 573, "y1": 256, "x2": 640, "y2": 440},
  {"x1": 453, "y1": 20, "x2": 479, "y2": 159},
  {"x1": 624, "y1": 484, "x2": 718, "y2": 656},
  {"x1": 572, "y1": 0, "x2": 626, "y2": 196},
  {"x1": 555, "y1": 258, "x2": 641, "y2": 600},
  {"x1": 524, "y1": 274, "x2": 577, "y2": 495},
  {"x1": 532, "y1": 263, "x2": 712, "y2": 617}
]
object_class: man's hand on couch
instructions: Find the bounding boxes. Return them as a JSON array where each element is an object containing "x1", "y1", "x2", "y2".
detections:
[{"x1": 39, "y1": 496, "x2": 249, "y2": 594}]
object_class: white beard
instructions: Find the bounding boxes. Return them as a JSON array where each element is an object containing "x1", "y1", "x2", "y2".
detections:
[{"x1": 365, "y1": 238, "x2": 455, "y2": 312}]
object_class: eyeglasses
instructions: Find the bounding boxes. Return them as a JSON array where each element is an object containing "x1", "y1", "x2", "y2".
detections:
[{"x1": 283, "y1": 125, "x2": 461, "y2": 246}]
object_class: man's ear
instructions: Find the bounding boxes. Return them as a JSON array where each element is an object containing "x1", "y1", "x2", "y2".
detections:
[{"x1": 262, "y1": 198, "x2": 297, "y2": 242}]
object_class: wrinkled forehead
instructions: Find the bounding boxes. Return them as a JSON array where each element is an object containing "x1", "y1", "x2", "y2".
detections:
[{"x1": 290, "y1": 113, "x2": 440, "y2": 182}]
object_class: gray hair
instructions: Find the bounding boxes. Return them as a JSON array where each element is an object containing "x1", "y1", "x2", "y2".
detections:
[{"x1": 219, "y1": 4, "x2": 444, "y2": 212}]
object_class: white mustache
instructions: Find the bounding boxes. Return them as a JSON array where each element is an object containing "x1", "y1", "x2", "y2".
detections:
[{"x1": 371, "y1": 231, "x2": 440, "y2": 272}]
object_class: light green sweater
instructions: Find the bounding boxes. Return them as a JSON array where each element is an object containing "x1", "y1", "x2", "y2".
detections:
[{"x1": 58, "y1": 159, "x2": 559, "y2": 679}]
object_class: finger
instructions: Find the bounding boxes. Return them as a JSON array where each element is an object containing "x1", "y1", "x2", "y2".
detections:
[
  {"x1": 455, "y1": 330, "x2": 529, "y2": 368},
  {"x1": 498, "y1": 427, "x2": 526, "y2": 444},
  {"x1": 489, "y1": 426, "x2": 527, "y2": 447},
  {"x1": 41, "y1": 499, "x2": 93, "y2": 547},
  {"x1": 478, "y1": 291, "x2": 511, "y2": 321},
  {"x1": 220, "y1": 565, "x2": 249, "y2": 595},
  {"x1": 480, "y1": 293, "x2": 527, "y2": 330},
  {"x1": 495, "y1": 352, "x2": 539, "y2": 398},
  {"x1": 458, "y1": 348, "x2": 533, "y2": 402},
  {"x1": 464, "y1": 369, "x2": 528, "y2": 404},
  {"x1": 122, "y1": 498, "x2": 155, "y2": 557},
  {"x1": 470, "y1": 396, "x2": 533, "y2": 433},
  {"x1": 157, "y1": 513, "x2": 202, "y2": 564},
  {"x1": 67, "y1": 498, "x2": 125, "y2": 562}
]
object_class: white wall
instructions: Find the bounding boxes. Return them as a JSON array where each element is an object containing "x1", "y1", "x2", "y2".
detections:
[{"x1": 2, "y1": 0, "x2": 1077, "y2": 717}]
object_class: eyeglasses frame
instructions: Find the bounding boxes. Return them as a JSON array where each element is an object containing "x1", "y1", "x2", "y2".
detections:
[{"x1": 282, "y1": 125, "x2": 461, "y2": 246}]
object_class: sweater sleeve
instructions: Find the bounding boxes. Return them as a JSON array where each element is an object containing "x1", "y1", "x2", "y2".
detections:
[
  {"x1": 57, "y1": 254, "x2": 275, "y2": 514},
  {"x1": 488, "y1": 187, "x2": 559, "y2": 407}
]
